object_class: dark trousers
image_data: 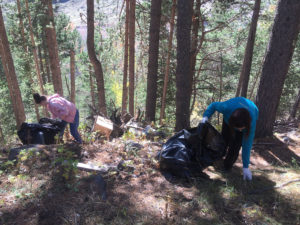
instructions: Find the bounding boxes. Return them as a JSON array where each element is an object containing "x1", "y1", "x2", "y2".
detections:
[{"x1": 221, "y1": 120, "x2": 243, "y2": 170}]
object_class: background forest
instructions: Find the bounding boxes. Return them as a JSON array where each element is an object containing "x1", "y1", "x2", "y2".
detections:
[
  {"x1": 0, "y1": 1, "x2": 300, "y2": 225},
  {"x1": 0, "y1": 0, "x2": 299, "y2": 143}
]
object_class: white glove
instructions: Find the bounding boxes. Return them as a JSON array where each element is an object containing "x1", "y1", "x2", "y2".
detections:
[
  {"x1": 201, "y1": 117, "x2": 208, "y2": 123},
  {"x1": 243, "y1": 168, "x2": 252, "y2": 181}
]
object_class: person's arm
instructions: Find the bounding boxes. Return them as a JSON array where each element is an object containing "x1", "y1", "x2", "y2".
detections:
[
  {"x1": 241, "y1": 121, "x2": 256, "y2": 168},
  {"x1": 203, "y1": 102, "x2": 222, "y2": 119}
]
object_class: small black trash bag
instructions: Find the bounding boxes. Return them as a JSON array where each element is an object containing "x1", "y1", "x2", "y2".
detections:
[
  {"x1": 17, "y1": 118, "x2": 65, "y2": 145},
  {"x1": 157, "y1": 122, "x2": 226, "y2": 177}
]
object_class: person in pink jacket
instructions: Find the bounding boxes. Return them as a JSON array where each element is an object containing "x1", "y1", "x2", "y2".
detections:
[{"x1": 33, "y1": 93, "x2": 82, "y2": 144}]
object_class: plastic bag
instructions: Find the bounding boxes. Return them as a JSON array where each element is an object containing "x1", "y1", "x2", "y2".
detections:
[
  {"x1": 17, "y1": 118, "x2": 64, "y2": 145},
  {"x1": 157, "y1": 123, "x2": 226, "y2": 178}
]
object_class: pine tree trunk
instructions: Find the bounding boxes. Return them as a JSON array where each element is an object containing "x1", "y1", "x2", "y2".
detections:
[
  {"x1": 122, "y1": 0, "x2": 129, "y2": 115},
  {"x1": 87, "y1": 0, "x2": 107, "y2": 116},
  {"x1": 190, "y1": 0, "x2": 201, "y2": 98},
  {"x1": 128, "y1": 0, "x2": 136, "y2": 116},
  {"x1": 175, "y1": 0, "x2": 193, "y2": 131},
  {"x1": 89, "y1": 65, "x2": 96, "y2": 109},
  {"x1": 17, "y1": 0, "x2": 41, "y2": 120},
  {"x1": 0, "y1": 120, "x2": 4, "y2": 144},
  {"x1": 0, "y1": 7, "x2": 26, "y2": 129},
  {"x1": 160, "y1": 0, "x2": 176, "y2": 124},
  {"x1": 42, "y1": 40, "x2": 52, "y2": 84},
  {"x1": 43, "y1": 0, "x2": 63, "y2": 96},
  {"x1": 70, "y1": 49, "x2": 75, "y2": 103},
  {"x1": 25, "y1": 0, "x2": 45, "y2": 97},
  {"x1": 255, "y1": 0, "x2": 300, "y2": 138},
  {"x1": 16, "y1": 0, "x2": 27, "y2": 51},
  {"x1": 38, "y1": 45, "x2": 47, "y2": 84},
  {"x1": 289, "y1": 88, "x2": 300, "y2": 119},
  {"x1": 145, "y1": 0, "x2": 162, "y2": 122},
  {"x1": 236, "y1": 0, "x2": 261, "y2": 98}
]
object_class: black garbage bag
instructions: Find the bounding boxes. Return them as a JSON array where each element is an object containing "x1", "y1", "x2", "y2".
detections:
[
  {"x1": 157, "y1": 122, "x2": 226, "y2": 178},
  {"x1": 17, "y1": 118, "x2": 65, "y2": 145}
]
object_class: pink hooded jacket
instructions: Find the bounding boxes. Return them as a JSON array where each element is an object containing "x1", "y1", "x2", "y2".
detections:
[{"x1": 47, "y1": 94, "x2": 77, "y2": 123}]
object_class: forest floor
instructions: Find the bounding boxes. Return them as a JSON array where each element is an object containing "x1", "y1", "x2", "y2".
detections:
[{"x1": 0, "y1": 121, "x2": 300, "y2": 225}]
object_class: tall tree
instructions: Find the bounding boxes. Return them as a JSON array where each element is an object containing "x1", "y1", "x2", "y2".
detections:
[
  {"x1": 70, "y1": 49, "x2": 75, "y2": 103},
  {"x1": 236, "y1": 0, "x2": 261, "y2": 97},
  {"x1": 160, "y1": 0, "x2": 176, "y2": 124},
  {"x1": 0, "y1": 7, "x2": 26, "y2": 129},
  {"x1": 89, "y1": 65, "x2": 96, "y2": 109},
  {"x1": 128, "y1": 0, "x2": 136, "y2": 116},
  {"x1": 255, "y1": 0, "x2": 300, "y2": 138},
  {"x1": 122, "y1": 0, "x2": 129, "y2": 115},
  {"x1": 175, "y1": 0, "x2": 193, "y2": 131},
  {"x1": 289, "y1": 88, "x2": 300, "y2": 119},
  {"x1": 17, "y1": 0, "x2": 41, "y2": 120},
  {"x1": 43, "y1": 0, "x2": 63, "y2": 96},
  {"x1": 190, "y1": 0, "x2": 201, "y2": 98},
  {"x1": 87, "y1": 0, "x2": 107, "y2": 116},
  {"x1": 25, "y1": 0, "x2": 47, "y2": 119},
  {"x1": 145, "y1": 0, "x2": 162, "y2": 122}
]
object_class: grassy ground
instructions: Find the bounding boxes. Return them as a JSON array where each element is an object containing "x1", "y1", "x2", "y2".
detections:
[{"x1": 0, "y1": 127, "x2": 299, "y2": 225}]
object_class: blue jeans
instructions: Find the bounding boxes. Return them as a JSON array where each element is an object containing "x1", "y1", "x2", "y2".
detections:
[{"x1": 60, "y1": 109, "x2": 82, "y2": 144}]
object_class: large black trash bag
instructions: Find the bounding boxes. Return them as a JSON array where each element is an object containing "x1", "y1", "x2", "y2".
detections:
[
  {"x1": 17, "y1": 118, "x2": 65, "y2": 145},
  {"x1": 157, "y1": 122, "x2": 226, "y2": 178}
]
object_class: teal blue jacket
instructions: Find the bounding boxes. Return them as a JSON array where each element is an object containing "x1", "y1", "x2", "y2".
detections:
[{"x1": 203, "y1": 97, "x2": 259, "y2": 168}]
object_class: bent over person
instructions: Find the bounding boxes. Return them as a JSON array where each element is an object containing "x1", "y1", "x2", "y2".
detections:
[
  {"x1": 200, "y1": 97, "x2": 259, "y2": 180},
  {"x1": 33, "y1": 93, "x2": 82, "y2": 144}
]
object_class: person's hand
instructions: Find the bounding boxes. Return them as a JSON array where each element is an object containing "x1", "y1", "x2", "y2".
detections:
[
  {"x1": 243, "y1": 168, "x2": 252, "y2": 181},
  {"x1": 201, "y1": 117, "x2": 208, "y2": 123}
]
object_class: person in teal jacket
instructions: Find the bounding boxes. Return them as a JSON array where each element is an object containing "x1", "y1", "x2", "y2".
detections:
[{"x1": 201, "y1": 97, "x2": 259, "y2": 181}]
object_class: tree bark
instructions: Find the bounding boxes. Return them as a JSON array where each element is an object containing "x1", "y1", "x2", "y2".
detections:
[
  {"x1": 160, "y1": 0, "x2": 176, "y2": 124},
  {"x1": 87, "y1": 0, "x2": 107, "y2": 116},
  {"x1": 70, "y1": 49, "x2": 75, "y2": 103},
  {"x1": 89, "y1": 65, "x2": 96, "y2": 109},
  {"x1": 190, "y1": 0, "x2": 201, "y2": 99},
  {"x1": 25, "y1": 0, "x2": 45, "y2": 97},
  {"x1": 145, "y1": 0, "x2": 162, "y2": 122},
  {"x1": 289, "y1": 88, "x2": 300, "y2": 119},
  {"x1": 128, "y1": 0, "x2": 136, "y2": 116},
  {"x1": 236, "y1": 0, "x2": 261, "y2": 98},
  {"x1": 255, "y1": 0, "x2": 300, "y2": 138},
  {"x1": 0, "y1": 7, "x2": 26, "y2": 129},
  {"x1": 175, "y1": 0, "x2": 193, "y2": 131},
  {"x1": 122, "y1": 0, "x2": 129, "y2": 115},
  {"x1": 43, "y1": 0, "x2": 63, "y2": 96},
  {"x1": 17, "y1": 0, "x2": 41, "y2": 120}
]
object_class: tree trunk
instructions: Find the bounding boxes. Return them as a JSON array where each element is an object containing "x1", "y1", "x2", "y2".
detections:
[
  {"x1": 122, "y1": 0, "x2": 129, "y2": 115},
  {"x1": 87, "y1": 0, "x2": 107, "y2": 116},
  {"x1": 25, "y1": 0, "x2": 45, "y2": 97},
  {"x1": 128, "y1": 0, "x2": 136, "y2": 116},
  {"x1": 0, "y1": 7, "x2": 26, "y2": 129},
  {"x1": 190, "y1": 0, "x2": 201, "y2": 98},
  {"x1": 89, "y1": 65, "x2": 96, "y2": 109},
  {"x1": 160, "y1": 0, "x2": 176, "y2": 124},
  {"x1": 70, "y1": 49, "x2": 75, "y2": 103},
  {"x1": 145, "y1": 0, "x2": 162, "y2": 122},
  {"x1": 38, "y1": 45, "x2": 47, "y2": 84},
  {"x1": 0, "y1": 120, "x2": 4, "y2": 144},
  {"x1": 42, "y1": 40, "x2": 52, "y2": 84},
  {"x1": 289, "y1": 88, "x2": 300, "y2": 119},
  {"x1": 175, "y1": 0, "x2": 193, "y2": 131},
  {"x1": 255, "y1": 0, "x2": 300, "y2": 138},
  {"x1": 17, "y1": 0, "x2": 41, "y2": 120},
  {"x1": 16, "y1": 0, "x2": 27, "y2": 51},
  {"x1": 236, "y1": 0, "x2": 261, "y2": 98},
  {"x1": 43, "y1": 0, "x2": 63, "y2": 96}
]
